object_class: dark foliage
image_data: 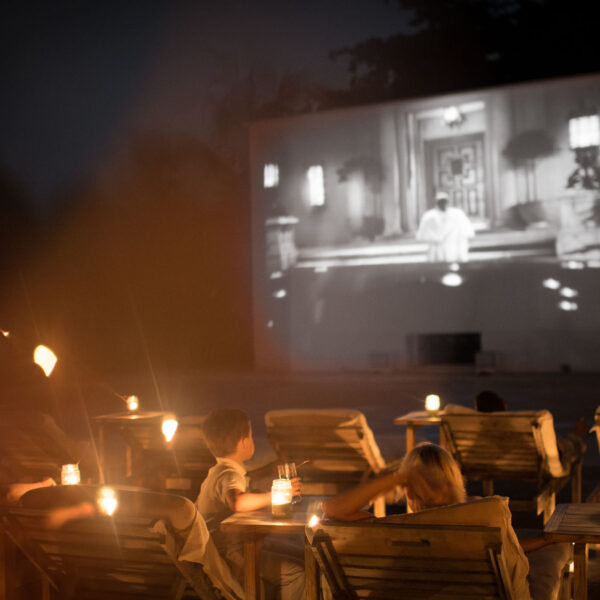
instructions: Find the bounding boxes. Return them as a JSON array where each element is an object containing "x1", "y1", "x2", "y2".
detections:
[{"x1": 323, "y1": 0, "x2": 600, "y2": 107}]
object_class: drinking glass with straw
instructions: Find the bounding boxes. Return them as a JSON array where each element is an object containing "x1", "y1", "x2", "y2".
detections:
[{"x1": 277, "y1": 462, "x2": 304, "y2": 504}]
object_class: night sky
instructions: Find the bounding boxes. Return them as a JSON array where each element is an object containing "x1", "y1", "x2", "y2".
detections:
[{"x1": 1, "y1": 1, "x2": 410, "y2": 212}]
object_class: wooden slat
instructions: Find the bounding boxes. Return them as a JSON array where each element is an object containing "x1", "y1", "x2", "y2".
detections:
[
  {"x1": 311, "y1": 522, "x2": 512, "y2": 600},
  {"x1": 441, "y1": 412, "x2": 574, "y2": 522},
  {"x1": 338, "y1": 554, "x2": 493, "y2": 571}
]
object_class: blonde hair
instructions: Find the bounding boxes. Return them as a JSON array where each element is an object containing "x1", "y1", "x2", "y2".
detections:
[{"x1": 400, "y1": 443, "x2": 466, "y2": 510}]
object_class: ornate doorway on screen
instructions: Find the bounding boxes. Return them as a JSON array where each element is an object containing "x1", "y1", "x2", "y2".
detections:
[{"x1": 424, "y1": 133, "x2": 487, "y2": 224}]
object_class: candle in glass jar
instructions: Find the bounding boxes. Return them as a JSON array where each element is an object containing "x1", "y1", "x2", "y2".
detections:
[
  {"x1": 271, "y1": 478, "x2": 293, "y2": 518},
  {"x1": 425, "y1": 394, "x2": 441, "y2": 414},
  {"x1": 126, "y1": 395, "x2": 139, "y2": 411},
  {"x1": 61, "y1": 464, "x2": 80, "y2": 485}
]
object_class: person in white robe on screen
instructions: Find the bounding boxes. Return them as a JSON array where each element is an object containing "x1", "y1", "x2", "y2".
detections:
[{"x1": 417, "y1": 191, "x2": 475, "y2": 262}]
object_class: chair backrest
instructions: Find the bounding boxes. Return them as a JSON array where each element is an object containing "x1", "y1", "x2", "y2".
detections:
[
  {"x1": 2, "y1": 485, "x2": 222, "y2": 600},
  {"x1": 441, "y1": 407, "x2": 566, "y2": 481},
  {"x1": 265, "y1": 409, "x2": 386, "y2": 486},
  {"x1": 592, "y1": 406, "x2": 600, "y2": 451},
  {"x1": 307, "y1": 520, "x2": 514, "y2": 600},
  {"x1": 116, "y1": 414, "x2": 216, "y2": 496},
  {"x1": 0, "y1": 410, "x2": 77, "y2": 481}
]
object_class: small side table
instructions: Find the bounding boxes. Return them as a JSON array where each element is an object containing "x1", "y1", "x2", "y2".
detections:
[
  {"x1": 394, "y1": 410, "x2": 445, "y2": 454},
  {"x1": 544, "y1": 503, "x2": 600, "y2": 600}
]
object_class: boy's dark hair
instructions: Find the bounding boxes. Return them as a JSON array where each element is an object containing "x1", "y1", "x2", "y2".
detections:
[
  {"x1": 202, "y1": 409, "x2": 251, "y2": 457},
  {"x1": 475, "y1": 390, "x2": 507, "y2": 413}
]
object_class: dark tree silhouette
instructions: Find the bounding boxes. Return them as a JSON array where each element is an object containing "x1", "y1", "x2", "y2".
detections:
[{"x1": 326, "y1": 0, "x2": 600, "y2": 106}]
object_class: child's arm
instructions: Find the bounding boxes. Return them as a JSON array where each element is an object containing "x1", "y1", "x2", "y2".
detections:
[
  {"x1": 224, "y1": 477, "x2": 301, "y2": 513},
  {"x1": 225, "y1": 488, "x2": 271, "y2": 512}
]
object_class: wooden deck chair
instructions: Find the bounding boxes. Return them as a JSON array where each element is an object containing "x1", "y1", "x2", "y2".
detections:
[
  {"x1": 306, "y1": 519, "x2": 515, "y2": 599},
  {"x1": 587, "y1": 406, "x2": 600, "y2": 502},
  {"x1": 0, "y1": 485, "x2": 241, "y2": 600},
  {"x1": 109, "y1": 414, "x2": 216, "y2": 499},
  {"x1": 0, "y1": 410, "x2": 81, "y2": 482},
  {"x1": 265, "y1": 409, "x2": 388, "y2": 516},
  {"x1": 591, "y1": 406, "x2": 600, "y2": 454},
  {"x1": 441, "y1": 406, "x2": 581, "y2": 522}
]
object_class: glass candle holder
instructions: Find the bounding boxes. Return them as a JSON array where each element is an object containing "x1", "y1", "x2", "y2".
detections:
[
  {"x1": 61, "y1": 464, "x2": 80, "y2": 485},
  {"x1": 126, "y1": 395, "x2": 139, "y2": 411},
  {"x1": 425, "y1": 394, "x2": 441, "y2": 415},
  {"x1": 271, "y1": 478, "x2": 293, "y2": 518}
]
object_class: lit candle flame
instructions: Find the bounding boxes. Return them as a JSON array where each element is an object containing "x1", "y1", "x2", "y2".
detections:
[
  {"x1": 97, "y1": 487, "x2": 118, "y2": 516},
  {"x1": 162, "y1": 418, "x2": 178, "y2": 442},
  {"x1": 308, "y1": 514, "x2": 320, "y2": 528},
  {"x1": 126, "y1": 395, "x2": 139, "y2": 411},
  {"x1": 33, "y1": 345, "x2": 58, "y2": 377},
  {"x1": 425, "y1": 394, "x2": 440, "y2": 413},
  {"x1": 1, "y1": 330, "x2": 10, "y2": 338}
]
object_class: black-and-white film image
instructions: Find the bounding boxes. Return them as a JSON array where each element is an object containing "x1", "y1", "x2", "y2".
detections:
[
  {"x1": 251, "y1": 74, "x2": 600, "y2": 372},
  {"x1": 257, "y1": 74, "x2": 600, "y2": 270}
]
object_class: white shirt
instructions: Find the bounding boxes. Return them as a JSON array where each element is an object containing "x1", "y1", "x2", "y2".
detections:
[
  {"x1": 417, "y1": 206, "x2": 475, "y2": 262},
  {"x1": 195, "y1": 458, "x2": 247, "y2": 569}
]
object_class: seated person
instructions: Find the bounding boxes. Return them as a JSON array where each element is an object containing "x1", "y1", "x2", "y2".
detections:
[
  {"x1": 474, "y1": 390, "x2": 587, "y2": 471},
  {"x1": 475, "y1": 389, "x2": 507, "y2": 412},
  {"x1": 195, "y1": 409, "x2": 304, "y2": 600},
  {"x1": 323, "y1": 443, "x2": 570, "y2": 600}
]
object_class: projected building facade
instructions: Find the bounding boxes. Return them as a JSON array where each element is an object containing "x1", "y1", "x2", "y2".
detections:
[{"x1": 249, "y1": 73, "x2": 600, "y2": 372}]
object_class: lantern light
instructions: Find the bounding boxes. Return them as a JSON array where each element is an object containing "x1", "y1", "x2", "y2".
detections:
[
  {"x1": 34, "y1": 345, "x2": 58, "y2": 377},
  {"x1": 97, "y1": 487, "x2": 118, "y2": 516},
  {"x1": 61, "y1": 464, "x2": 80, "y2": 485},
  {"x1": 271, "y1": 478, "x2": 293, "y2": 518},
  {"x1": 162, "y1": 418, "x2": 178, "y2": 443},
  {"x1": 307, "y1": 514, "x2": 320, "y2": 528},
  {"x1": 442, "y1": 106, "x2": 465, "y2": 128},
  {"x1": 569, "y1": 114, "x2": 600, "y2": 149},
  {"x1": 126, "y1": 395, "x2": 139, "y2": 411},
  {"x1": 425, "y1": 394, "x2": 441, "y2": 414}
]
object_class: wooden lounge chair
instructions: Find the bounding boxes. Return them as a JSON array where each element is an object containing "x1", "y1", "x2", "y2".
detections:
[
  {"x1": 98, "y1": 413, "x2": 215, "y2": 499},
  {"x1": 587, "y1": 406, "x2": 600, "y2": 502},
  {"x1": 307, "y1": 519, "x2": 515, "y2": 599},
  {"x1": 265, "y1": 409, "x2": 388, "y2": 516},
  {"x1": 441, "y1": 406, "x2": 582, "y2": 522},
  {"x1": 591, "y1": 406, "x2": 600, "y2": 454},
  {"x1": 0, "y1": 485, "x2": 242, "y2": 600}
]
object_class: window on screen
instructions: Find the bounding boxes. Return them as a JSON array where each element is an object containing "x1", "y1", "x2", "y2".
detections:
[
  {"x1": 264, "y1": 163, "x2": 279, "y2": 188},
  {"x1": 307, "y1": 165, "x2": 325, "y2": 206}
]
